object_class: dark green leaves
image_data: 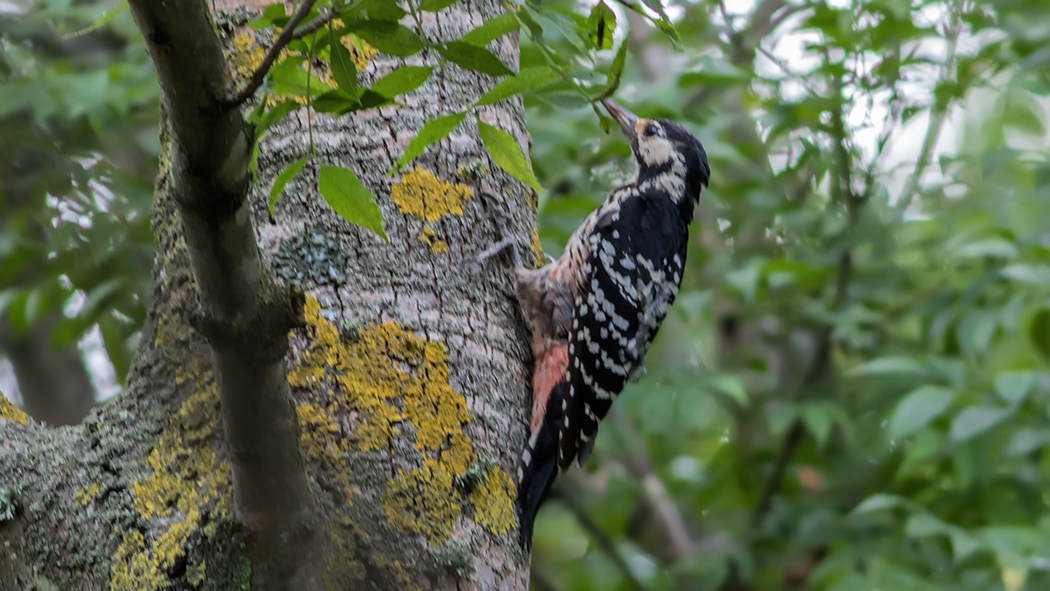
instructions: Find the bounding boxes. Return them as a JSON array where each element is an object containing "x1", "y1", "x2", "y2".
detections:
[
  {"x1": 269, "y1": 156, "x2": 310, "y2": 221},
  {"x1": 596, "y1": 38, "x2": 630, "y2": 100},
  {"x1": 370, "y1": 66, "x2": 434, "y2": 99},
  {"x1": 460, "y1": 12, "x2": 519, "y2": 46},
  {"x1": 478, "y1": 121, "x2": 542, "y2": 192},
  {"x1": 887, "y1": 385, "x2": 954, "y2": 439},
  {"x1": 328, "y1": 32, "x2": 359, "y2": 98},
  {"x1": 346, "y1": 21, "x2": 423, "y2": 57},
  {"x1": 588, "y1": 1, "x2": 616, "y2": 50},
  {"x1": 419, "y1": 0, "x2": 458, "y2": 11},
  {"x1": 389, "y1": 112, "x2": 467, "y2": 173},
  {"x1": 437, "y1": 41, "x2": 513, "y2": 76},
  {"x1": 341, "y1": 0, "x2": 406, "y2": 22},
  {"x1": 476, "y1": 67, "x2": 558, "y2": 106},
  {"x1": 318, "y1": 165, "x2": 388, "y2": 241},
  {"x1": 269, "y1": 57, "x2": 328, "y2": 99}
]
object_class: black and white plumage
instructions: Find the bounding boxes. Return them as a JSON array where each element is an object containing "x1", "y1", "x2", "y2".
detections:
[{"x1": 513, "y1": 100, "x2": 710, "y2": 548}]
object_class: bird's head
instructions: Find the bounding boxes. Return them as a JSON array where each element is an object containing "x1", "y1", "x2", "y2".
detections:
[{"x1": 601, "y1": 99, "x2": 710, "y2": 201}]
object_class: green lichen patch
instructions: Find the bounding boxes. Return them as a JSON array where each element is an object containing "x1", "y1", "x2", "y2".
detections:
[
  {"x1": 428, "y1": 538, "x2": 474, "y2": 580},
  {"x1": 273, "y1": 232, "x2": 347, "y2": 287}
]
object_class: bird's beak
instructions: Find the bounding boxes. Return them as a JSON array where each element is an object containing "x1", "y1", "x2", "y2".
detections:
[{"x1": 601, "y1": 99, "x2": 638, "y2": 141}]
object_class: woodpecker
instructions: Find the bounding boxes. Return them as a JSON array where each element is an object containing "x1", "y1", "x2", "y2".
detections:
[{"x1": 514, "y1": 100, "x2": 710, "y2": 548}]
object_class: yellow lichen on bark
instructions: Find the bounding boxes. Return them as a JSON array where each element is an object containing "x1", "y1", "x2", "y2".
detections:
[
  {"x1": 229, "y1": 32, "x2": 264, "y2": 83},
  {"x1": 526, "y1": 190, "x2": 546, "y2": 267},
  {"x1": 469, "y1": 467, "x2": 517, "y2": 535},
  {"x1": 290, "y1": 296, "x2": 485, "y2": 546},
  {"x1": 297, "y1": 402, "x2": 340, "y2": 462},
  {"x1": 0, "y1": 395, "x2": 28, "y2": 425},
  {"x1": 391, "y1": 167, "x2": 474, "y2": 222},
  {"x1": 323, "y1": 516, "x2": 368, "y2": 586},
  {"x1": 417, "y1": 227, "x2": 448, "y2": 254},
  {"x1": 75, "y1": 483, "x2": 101, "y2": 506},
  {"x1": 382, "y1": 459, "x2": 461, "y2": 545},
  {"x1": 111, "y1": 357, "x2": 232, "y2": 591}
]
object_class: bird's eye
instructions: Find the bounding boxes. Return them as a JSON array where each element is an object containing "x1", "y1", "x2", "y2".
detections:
[{"x1": 643, "y1": 122, "x2": 660, "y2": 137}]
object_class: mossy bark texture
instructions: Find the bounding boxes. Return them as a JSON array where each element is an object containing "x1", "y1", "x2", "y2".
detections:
[{"x1": 0, "y1": 1, "x2": 534, "y2": 589}]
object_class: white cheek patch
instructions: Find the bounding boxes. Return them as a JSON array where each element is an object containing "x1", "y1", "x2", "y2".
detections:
[{"x1": 640, "y1": 137, "x2": 673, "y2": 166}]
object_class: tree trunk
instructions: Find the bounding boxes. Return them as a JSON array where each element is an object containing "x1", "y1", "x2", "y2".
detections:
[{"x1": 0, "y1": 1, "x2": 534, "y2": 589}]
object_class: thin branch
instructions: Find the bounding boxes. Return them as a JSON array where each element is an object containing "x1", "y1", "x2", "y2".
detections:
[
  {"x1": 616, "y1": 415, "x2": 695, "y2": 562},
  {"x1": 555, "y1": 490, "x2": 650, "y2": 591},
  {"x1": 291, "y1": 7, "x2": 336, "y2": 41},
  {"x1": 222, "y1": 0, "x2": 320, "y2": 110},
  {"x1": 531, "y1": 569, "x2": 561, "y2": 591},
  {"x1": 895, "y1": 6, "x2": 963, "y2": 218}
]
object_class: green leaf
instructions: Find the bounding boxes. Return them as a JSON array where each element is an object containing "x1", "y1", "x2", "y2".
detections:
[
  {"x1": 62, "y1": 2, "x2": 128, "y2": 40},
  {"x1": 342, "y1": 0, "x2": 406, "y2": 21},
  {"x1": 250, "y1": 100, "x2": 299, "y2": 139},
  {"x1": 1000, "y1": 263, "x2": 1050, "y2": 286},
  {"x1": 79, "y1": 279, "x2": 125, "y2": 321},
  {"x1": 252, "y1": 2, "x2": 290, "y2": 29},
  {"x1": 269, "y1": 57, "x2": 330, "y2": 99},
  {"x1": 954, "y1": 238, "x2": 1018, "y2": 259},
  {"x1": 587, "y1": 1, "x2": 616, "y2": 50},
  {"x1": 419, "y1": 0, "x2": 458, "y2": 11},
  {"x1": 318, "y1": 166, "x2": 388, "y2": 242},
  {"x1": 460, "y1": 12, "x2": 518, "y2": 46},
  {"x1": 347, "y1": 21, "x2": 423, "y2": 57},
  {"x1": 328, "y1": 31, "x2": 359, "y2": 98},
  {"x1": 437, "y1": 41, "x2": 513, "y2": 76},
  {"x1": 851, "y1": 493, "x2": 906, "y2": 515},
  {"x1": 906, "y1": 513, "x2": 949, "y2": 538},
  {"x1": 956, "y1": 309, "x2": 998, "y2": 356},
  {"x1": 950, "y1": 528, "x2": 984, "y2": 562},
  {"x1": 370, "y1": 66, "x2": 434, "y2": 99},
  {"x1": 596, "y1": 38, "x2": 630, "y2": 100},
  {"x1": 1005, "y1": 428, "x2": 1050, "y2": 456},
  {"x1": 269, "y1": 156, "x2": 310, "y2": 222},
  {"x1": 708, "y1": 374, "x2": 747, "y2": 408},
  {"x1": 640, "y1": 0, "x2": 671, "y2": 20},
  {"x1": 848, "y1": 356, "x2": 929, "y2": 377},
  {"x1": 887, "y1": 385, "x2": 955, "y2": 439},
  {"x1": 100, "y1": 318, "x2": 131, "y2": 385},
  {"x1": 475, "y1": 67, "x2": 559, "y2": 106},
  {"x1": 994, "y1": 371, "x2": 1034, "y2": 405},
  {"x1": 388, "y1": 112, "x2": 467, "y2": 174},
  {"x1": 477, "y1": 120, "x2": 542, "y2": 192},
  {"x1": 311, "y1": 89, "x2": 359, "y2": 113},
  {"x1": 1030, "y1": 307, "x2": 1050, "y2": 360},
  {"x1": 802, "y1": 402, "x2": 834, "y2": 446},
  {"x1": 949, "y1": 406, "x2": 1012, "y2": 442}
]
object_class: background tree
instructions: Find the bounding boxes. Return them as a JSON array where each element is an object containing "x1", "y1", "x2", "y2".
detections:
[{"x1": 4, "y1": 0, "x2": 1050, "y2": 590}]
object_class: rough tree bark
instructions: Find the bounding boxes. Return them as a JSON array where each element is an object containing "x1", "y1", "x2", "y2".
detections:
[{"x1": 0, "y1": 1, "x2": 535, "y2": 589}]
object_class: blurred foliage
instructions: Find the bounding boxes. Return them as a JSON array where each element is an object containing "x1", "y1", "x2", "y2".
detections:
[
  {"x1": 5, "y1": 0, "x2": 1050, "y2": 590},
  {"x1": 0, "y1": 0, "x2": 158, "y2": 386},
  {"x1": 524, "y1": 1, "x2": 1050, "y2": 591}
]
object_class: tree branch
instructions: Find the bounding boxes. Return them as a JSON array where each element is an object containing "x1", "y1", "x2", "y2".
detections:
[
  {"x1": 616, "y1": 415, "x2": 695, "y2": 561},
  {"x1": 221, "y1": 0, "x2": 321, "y2": 110},
  {"x1": 125, "y1": 0, "x2": 326, "y2": 589}
]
